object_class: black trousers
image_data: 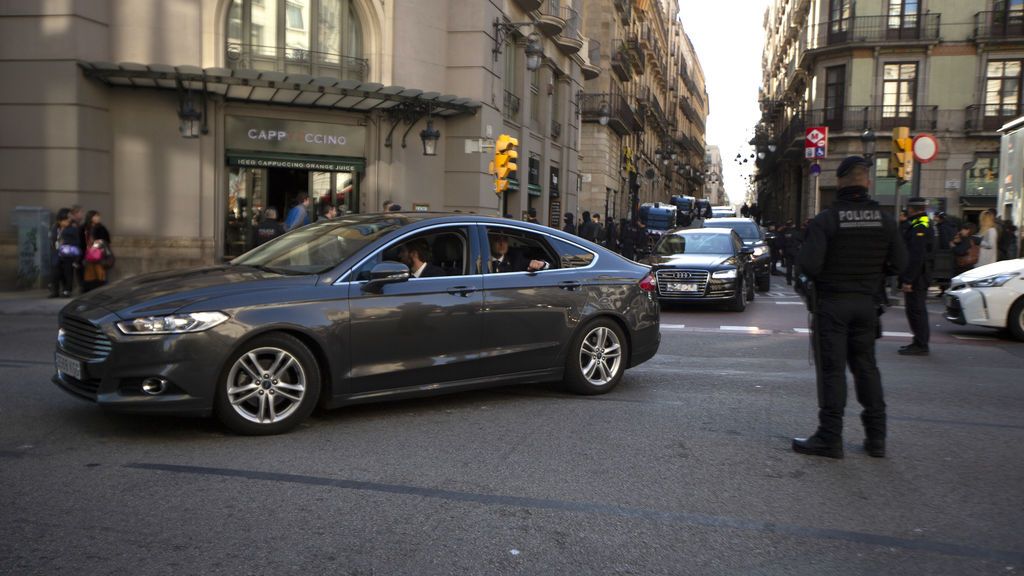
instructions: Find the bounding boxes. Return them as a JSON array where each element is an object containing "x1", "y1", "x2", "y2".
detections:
[
  {"x1": 904, "y1": 276, "x2": 930, "y2": 348},
  {"x1": 812, "y1": 293, "x2": 886, "y2": 443},
  {"x1": 50, "y1": 259, "x2": 74, "y2": 296}
]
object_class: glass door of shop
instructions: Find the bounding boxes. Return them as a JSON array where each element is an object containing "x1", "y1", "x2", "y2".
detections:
[{"x1": 225, "y1": 166, "x2": 359, "y2": 259}]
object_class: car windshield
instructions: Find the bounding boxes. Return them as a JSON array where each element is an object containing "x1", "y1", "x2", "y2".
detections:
[
  {"x1": 655, "y1": 233, "x2": 734, "y2": 255},
  {"x1": 704, "y1": 220, "x2": 761, "y2": 241},
  {"x1": 231, "y1": 215, "x2": 410, "y2": 274}
]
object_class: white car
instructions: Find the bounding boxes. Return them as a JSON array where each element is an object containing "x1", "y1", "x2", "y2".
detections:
[{"x1": 944, "y1": 258, "x2": 1024, "y2": 340}]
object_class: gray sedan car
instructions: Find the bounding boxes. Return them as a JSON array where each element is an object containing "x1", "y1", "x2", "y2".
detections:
[{"x1": 53, "y1": 213, "x2": 661, "y2": 434}]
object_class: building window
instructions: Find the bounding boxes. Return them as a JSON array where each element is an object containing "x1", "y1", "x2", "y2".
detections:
[
  {"x1": 993, "y1": 0, "x2": 1024, "y2": 36},
  {"x1": 530, "y1": 69, "x2": 541, "y2": 123},
  {"x1": 882, "y1": 63, "x2": 917, "y2": 127},
  {"x1": 824, "y1": 65, "x2": 846, "y2": 131},
  {"x1": 985, "y1": 60, "x2": 1022, "y2": 126},
  {"x1": 828, "y1": 0, "x2": 852, "y2": 42},
  {"x1": 887, "y1": 0, "x2": 919, "y2": 29},
  {"x1": 226, "y1": 0, "x2": 364, "y2": 80},
  {"x1": 503, "y1": 38, "x2": 520, "y2": 123}
]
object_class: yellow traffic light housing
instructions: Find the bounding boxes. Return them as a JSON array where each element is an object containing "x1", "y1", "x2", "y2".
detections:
[
  {"x1": 489, "y1": 134, "x2": 519, "y2": 196},
  {"x1": 889, "y1": 126, "x2": 912, "y2": 181}
]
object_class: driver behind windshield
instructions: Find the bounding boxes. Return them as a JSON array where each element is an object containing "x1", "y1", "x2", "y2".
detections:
[{"x1": 488, "y1": 233, "x2": 549, "y2": 273}]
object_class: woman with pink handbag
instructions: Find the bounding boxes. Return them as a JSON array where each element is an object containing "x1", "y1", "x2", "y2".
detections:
[{"x1": 81, "y1": 210, "x2": 113, "y2": 293}]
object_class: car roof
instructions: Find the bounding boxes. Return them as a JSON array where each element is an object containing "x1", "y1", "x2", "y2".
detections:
[
  {"x1": 666, "y1": 227, "x2": 737, "y2": 235},
  {"x1": 704, "y1": 217, "x2": 757, "y2": 223}
]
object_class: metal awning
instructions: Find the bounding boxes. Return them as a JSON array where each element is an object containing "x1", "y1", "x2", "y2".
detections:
[{"x1": 78, "y1": 61, "x2": 482, "y2": 117}]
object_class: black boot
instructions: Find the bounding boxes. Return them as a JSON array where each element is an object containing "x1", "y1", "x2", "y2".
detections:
[
  {"x1": 863, "y1": 438, "x2": 886, "y2": 458},
  {"x1": 898, "y1": 344, "x2": 929, "y2": 356},
  {"x1": 792, "y1": 435, "x2": 844, "y2": 459}
]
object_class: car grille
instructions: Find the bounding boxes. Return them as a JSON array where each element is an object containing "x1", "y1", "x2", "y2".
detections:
[
  {"x1": 60, "y1": 315, "x2": 112, "y2": 361},
  {"x1": 656, "y1": 269, "x2": 709, "y2": 296},
  {"x1": 61, "y1": 374, "x2": 101, "y2": 397}
]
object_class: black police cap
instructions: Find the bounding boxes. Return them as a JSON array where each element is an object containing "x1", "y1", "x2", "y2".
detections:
[
  {"x1": 836, "y1": 155, "x2": 872, "y2": 177},
  {"x1": 906, "y1": 196, "x2": 928, "y2": 207}
]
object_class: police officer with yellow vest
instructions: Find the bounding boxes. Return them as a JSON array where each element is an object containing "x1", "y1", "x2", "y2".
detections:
[
  {"x1": 899, "y1": 197, "x2": 932, "y2": 356},
  {"x1": 793, "y1": 156, "x2": 906, "y2": 459}
]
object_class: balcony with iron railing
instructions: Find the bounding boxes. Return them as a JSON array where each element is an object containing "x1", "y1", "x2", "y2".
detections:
[
  {"x1": 973, "y1": 11, "x2": 1024, "y2": 42},
  {"x1": 805, "y1": 105, "x2": 938, "y2": 133},
  {"x1": 638, "y1": 86, "x2": 666, "y2": 127},
  {"x1": 580, "y1": 91, "x2": 641, "y2": 136},
  {"x1": 614, "y1": 0, "x2": 632, "y2": 25},
  {"x1": 625, "y1": 35, "x2": 645, "y2": 72},
  {"x1": 537, "y1": 0, "x2": 567, "y2": 37},
  {"x1": 804, "y1": 13, "x2": 941, "y2": 56},
  {"x1": 582, "y1": 38, "x2": 601, "y2": 80},
  {"x1": 610, "y1": 42, "x2": 632, "y2": 82},
  {"x1": 225, "y1": 42, "x2": 368, "y2": 82},
  {"x1": 503, "y1": 90, "x2": 521, "y2": 123},
  {"x1": 964, "y1": 103, "x2": 1020, "y2": 132},
  {"x1": 553, "y1": 6, "x2": 584, "y2": 54}
]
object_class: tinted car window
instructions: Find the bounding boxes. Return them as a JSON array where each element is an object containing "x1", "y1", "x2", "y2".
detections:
[
  {"x1": 233, "y1": 216, "x2": 407, "y2": 274},
  {"x1": 484, "y1": 226, "x2": 558, "y2": 272},
  {"x1": 704, "y1": 221, "x2": 762, "y2": 241},
  {"x1": 352, "y1": 226, "x2": 470, "y2": 281},
  {"x1": 548, "y1": 236, "x2": 596, "y2": 268}
]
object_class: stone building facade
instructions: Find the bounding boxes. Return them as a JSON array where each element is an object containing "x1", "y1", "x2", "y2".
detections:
[
  {"x1": 0, "y1": 0, "x2": 600, "y2": 288},
  {"x1": 756, "y1": 0, "x2": 1023, "y2": 226},
  {"x1": 577, "y1": 0, "x2": 709, "y2": 224}
]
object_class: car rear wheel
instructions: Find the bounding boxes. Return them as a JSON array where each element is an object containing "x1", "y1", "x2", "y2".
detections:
[
  {"x1": 214, "y1": 333, "x2": 320, "y2": 435},
  {"x1": 1009, "y1": 298, "x2": 1024, "y2": 342},
  {"x1": 564, "y1": 319, "x2": 628, "y2": 395}
]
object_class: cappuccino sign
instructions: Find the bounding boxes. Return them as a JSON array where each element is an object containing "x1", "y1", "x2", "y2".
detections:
[{"x1": 226, "y1": 116, "x2": 366, "y2": 156}]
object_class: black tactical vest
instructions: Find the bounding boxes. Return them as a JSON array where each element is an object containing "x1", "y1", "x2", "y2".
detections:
[{"x1": 816, "y1": 200, "x2": 893, "y2": 295}]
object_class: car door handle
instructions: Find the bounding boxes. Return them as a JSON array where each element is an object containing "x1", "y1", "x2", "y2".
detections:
[
  {"x1": 446, "y1": 285, "x2": 476, "y2": 297},
  {"x1": 558, "y1": 280, "x2": 582, "y2": 291}
]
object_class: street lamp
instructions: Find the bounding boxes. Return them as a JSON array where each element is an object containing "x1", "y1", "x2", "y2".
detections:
[
  {"x1": 598, "y1": 101, "x2": 610, "y2": 126},
  {"x1": 420, "y1": 118, "x2": 441, "y2": 156},
  {"x1": 860, "y1": 128, "x2": 876, "y2": 160},
  {"x1": 177, "y1": 89, "x2": 203, "y2": 139},
  {"x1": 525, "y1": 33, "x2": 544, "y2": 71}
]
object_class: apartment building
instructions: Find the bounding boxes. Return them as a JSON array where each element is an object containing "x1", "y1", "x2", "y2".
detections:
[
  {"x1": 704, "y1": 144, "x2": 727, "y2": 206},
  {"x1": 0, "y1": 0, "x2": 600, "y2": 287},
  {"x1": 577, "y1": 0, "x2": 709, "y2": 224},
  {"x1": 755, "y1": 0, "x2": 1022, "y2": 226}
]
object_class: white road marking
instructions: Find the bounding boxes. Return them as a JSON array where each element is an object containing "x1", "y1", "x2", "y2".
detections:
[
  {"x1": 661, "y1": 324, "x2": 687, "y2": 330},
  {"x1": 882, "y1": 331, "x2": 914, "y2": 338},
  {"x1": 720, "y1": 326, "x2": 759, "y2": 331},
  {"x1": 793, "y1": 328, "x2": 811, "y2": 334},
  {"x1": 776, "y1": 302, "x2": 804, "y2": 305},
  {"x1": 952, "y1": 334, "x2": 998, "y2": 341}
]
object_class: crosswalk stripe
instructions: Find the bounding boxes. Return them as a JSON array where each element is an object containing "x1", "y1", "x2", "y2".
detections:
[
  {"x1": 661, "y1": 324, "x2": 687, "y2": 330},
  {"x1": 882, "y1": 331, "x2": 914, "y2": 338}
]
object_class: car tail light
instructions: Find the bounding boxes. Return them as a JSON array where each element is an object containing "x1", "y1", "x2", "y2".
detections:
[{"x1": 639, "y1": 271, "x2": 657, "y2": 293}]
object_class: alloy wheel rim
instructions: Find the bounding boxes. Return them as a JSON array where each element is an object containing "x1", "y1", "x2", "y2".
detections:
[
  {"x1": 226, "y1": 346, "x2": 306, "y2": 424},
  {"x1": 579, "y1": 326, "x2": 623, "y2": 386}
]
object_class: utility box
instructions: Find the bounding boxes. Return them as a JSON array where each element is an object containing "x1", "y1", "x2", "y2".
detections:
[{"x1": 11, "y1": 206, "x2": 52, "y2": 289}]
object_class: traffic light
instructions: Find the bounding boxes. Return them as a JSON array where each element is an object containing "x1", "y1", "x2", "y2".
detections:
[
  {"x1": 889, "y1": 126, "x2": 912, "y2": 181},
  {"x1": 489, "y1": 134, "x2": 518, "y2": 195}
]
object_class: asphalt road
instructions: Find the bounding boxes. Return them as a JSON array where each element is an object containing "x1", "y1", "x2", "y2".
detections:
[{"x1": 1, "y1": 290, "x2": 1022, "y2": 575}]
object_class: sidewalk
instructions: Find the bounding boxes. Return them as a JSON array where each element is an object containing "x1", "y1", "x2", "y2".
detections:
[{"x1": 0, "y1": 289, "x2": 70, "y2": 315}]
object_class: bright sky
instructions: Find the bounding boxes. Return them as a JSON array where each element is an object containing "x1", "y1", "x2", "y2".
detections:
[{"x1": 677, "y1": 0, "x2": 768, "y2": 207}]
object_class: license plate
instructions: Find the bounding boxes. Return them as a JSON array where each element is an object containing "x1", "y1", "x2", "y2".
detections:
[
  {"x1": 55, "y1": 352, "x2": 82, "y2": 380},
  {"x1": 668, "y1": 282, "x2": 698, "y2": 293}
]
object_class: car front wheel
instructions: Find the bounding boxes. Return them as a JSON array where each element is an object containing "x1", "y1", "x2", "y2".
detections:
[
  {"x1": 214, "y1": 333, "x2": 320, "y2": 435},
  {"x1": 564, "y1": 319, "x2": 628, "y2": 395},
  {"x1": 1009, "y1": 298, "x2": 1024, "y2": 342}
]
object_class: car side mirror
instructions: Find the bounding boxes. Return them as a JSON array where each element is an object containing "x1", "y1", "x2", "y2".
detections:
[
  {"x1": 362, "y1": 262, "x2": 410, "y2": 294},
  {"x1": 739, "y1": 247, "x2": 755, "y2": 256}
]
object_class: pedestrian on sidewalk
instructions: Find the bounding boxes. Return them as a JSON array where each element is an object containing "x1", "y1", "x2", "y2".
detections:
[
  {"x1": 81, "y1": 210, "x2": 112, "y2": 293},
  {"x1": 49, "y1": 208, "x2": 79, "y2": 298},
  {"x1": 792, "y1": 156, "x2": 906, "y2": 459},
  {"x1": 898, "y1": 197, "x2": 933, "y2": 356}
]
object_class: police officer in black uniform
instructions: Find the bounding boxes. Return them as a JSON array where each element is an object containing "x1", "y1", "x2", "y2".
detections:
[
  {"x1": 899, "y1": 197, "x2": 932, "y2": 356},
  {"x1": 793, "y1": 156, "x2": 907, "y2": 459}
]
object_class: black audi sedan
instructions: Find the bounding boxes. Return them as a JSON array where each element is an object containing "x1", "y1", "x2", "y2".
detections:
[
  {"x1": 644, "y1": 228, "x2": 755, "y2": 311},
  {"x1": 701, "y1": 217, "x2": 771, "y2": 292},
  {"x1": 53, "y1": 214, "x2": 660, "y2": 435}
]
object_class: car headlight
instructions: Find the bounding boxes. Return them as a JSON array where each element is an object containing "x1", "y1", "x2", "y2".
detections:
[
  {"x1": 967, "y1": 272, "x2": 1018, "y2": 288},
  {"x1": 117, "y1": 312, "x2": 229, "y2": 335},
  {"x1": 752, "y1": 246, "x2": 767, "y2": 258},
  {"x1": 712, "y1": 269, "x2": 737, "y2": 279}
]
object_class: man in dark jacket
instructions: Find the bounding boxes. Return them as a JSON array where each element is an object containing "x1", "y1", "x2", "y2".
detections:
[
  {"x1": 899, "y1": 197, "x2": 932, "y2": 356},
  {"x1": 793, "y1": 156, "x2": 906, "y2": 459},
  {"x1": 255, "y1": 208, "x2": 285, "y2": 246}
]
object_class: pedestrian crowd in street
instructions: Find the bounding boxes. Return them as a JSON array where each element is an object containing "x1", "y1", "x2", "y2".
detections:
[{"x1": 48, "y1": 205, "x2": 114, "y2": 298}]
